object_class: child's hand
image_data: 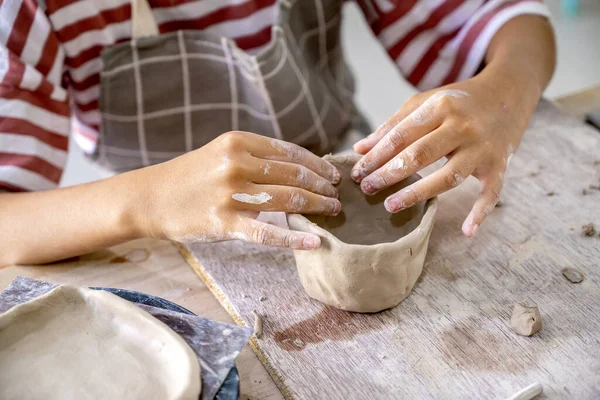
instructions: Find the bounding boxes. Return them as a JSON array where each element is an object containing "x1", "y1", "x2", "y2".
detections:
[
  {"x1": 135, "y1": 131, "x2": 341, "y2": 250},
  {"x1": 350, "y1": 76, "x2": 535, "y2": 237}
]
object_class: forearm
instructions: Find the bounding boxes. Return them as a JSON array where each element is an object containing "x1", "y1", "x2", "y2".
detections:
[
  {"x1": 0, "y1": 131, "x2": 343, "y2": 265},
  {"x1": 0, "y1": 171, "x2": 146, "y2": 266},
  {"x1": 479, "y1": 15, "x2": 556, "y2": 117}
]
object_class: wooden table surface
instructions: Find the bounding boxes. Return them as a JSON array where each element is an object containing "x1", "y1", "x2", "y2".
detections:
[
  {"x1": 1, "y1": 86, "x2": 598, "y2": 400},
  {"x1": 179, "y1": 100, "x2": 600, "y2": 399}
]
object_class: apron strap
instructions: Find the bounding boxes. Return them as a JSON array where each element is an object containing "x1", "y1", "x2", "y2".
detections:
[{"x1": 131, "y1": 0, "x2": 159, "y2": 38}]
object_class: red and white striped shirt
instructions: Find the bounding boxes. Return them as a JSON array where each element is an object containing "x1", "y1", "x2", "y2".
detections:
[{"x1": 0, "y1": 0, "x2": 550, "y2": 192}]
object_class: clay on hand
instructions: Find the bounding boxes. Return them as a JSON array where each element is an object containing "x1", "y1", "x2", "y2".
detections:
[
  {"x1": 287, "y1": 154, "x2": 438, "y2": 313},
  {"x1": 510, "y1": 303, "x2": 543, "y2": 336}
]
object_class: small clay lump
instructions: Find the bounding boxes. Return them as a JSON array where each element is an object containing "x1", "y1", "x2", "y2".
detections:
[
  {"x1": 582, "y1": 223, "x2": 596, "y2": 237},
  {"x1": 510, "y1": 303, "x2": 543, "y2": 337},
  {"x1": 562, "y1": 267, "x2": 584, "y2": 283}
]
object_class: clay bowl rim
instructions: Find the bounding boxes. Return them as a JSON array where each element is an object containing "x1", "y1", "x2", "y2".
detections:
[{"x1": 287, "y1": 195, "x2": 438, "y2": 250}]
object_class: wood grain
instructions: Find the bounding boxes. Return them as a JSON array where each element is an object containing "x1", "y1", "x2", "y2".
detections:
[{"x1": 181, "y1": 101, "x2": 600, "y2": 399}]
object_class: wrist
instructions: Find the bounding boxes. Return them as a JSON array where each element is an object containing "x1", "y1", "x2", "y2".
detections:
[
  {"x1": 104, "y1": 169, "x2": 151, "y2": 241},
  {"x1": 478, "y1": 62, "x2": 542, "y2": 116}
]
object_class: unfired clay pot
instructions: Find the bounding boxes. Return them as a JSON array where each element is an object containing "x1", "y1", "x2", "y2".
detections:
[{"x1": 287, "y1": 154, "x2": 438, "y2": 313}]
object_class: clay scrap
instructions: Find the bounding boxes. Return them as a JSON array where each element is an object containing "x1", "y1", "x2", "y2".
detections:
[
  {"x1": 510, "y1": 303, "x2": 543, "y2": 337},
  {"x1": 251, "y1": 310, "x2": 263, "y2": 338},
  {"x1": 582, "y1": 223, "x2": 596, "y2": 236},
  {"x1": 562, "y1": 267, "x2": 585, "y2": 283}
]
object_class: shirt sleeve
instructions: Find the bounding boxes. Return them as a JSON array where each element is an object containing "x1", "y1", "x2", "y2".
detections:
[
  {"x1": 355, "y1": 0, "x2": 552, "y2": 91},
  {"x1": 0, "y1": 0, "x2": 70, "y2": 192}
]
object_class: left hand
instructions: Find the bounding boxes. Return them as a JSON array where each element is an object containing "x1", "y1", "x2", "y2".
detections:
[{"x1": 350, "y1": 76, "x2": 534, "y2": 237}]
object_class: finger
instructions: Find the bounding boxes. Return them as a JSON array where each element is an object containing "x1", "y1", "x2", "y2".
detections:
[
  {"x1": 360, "y1": 125, "x2": 461, "y2": 195},
  {"x1": 462, "y1": 170, "x2": 504, "y2": 237},
  {"x1": 351, "y1": 101, "x2": 443, "y2": 183},
  {"x1": 230, "y1": 185, "x2": 341, "y2": 215},
  {"x1": 236, "y1": 219, "x2": 321, "y2": 250},
  {"x1": 352, "y1": 90, "x2": 470, "y2": 182},
  {"x1": 353, "y1": 101, "x2": 423, "y2": 155},
  {"x1": 383, "y1": 151, "x2": 476, "y2": 213},
  {"x1": 245, "y1": 134, "x2": 341, "y2": 184},
  {"x1": 248, "y1": 159, "x2": 338, "y2": 198}
]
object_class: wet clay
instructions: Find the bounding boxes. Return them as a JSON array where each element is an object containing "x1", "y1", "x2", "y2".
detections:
[
  {"x1": 510, "y1": 303, "x2": 542, "y2": 336},
  {"x1": 0, "y1": 285, "x2": 201, "y2": 400},
  {"x1": 287, "y1": 154, "x2": 438, "y2": 313},
  {"x1": 304, "y1": 163, "x2": 425, "y2": 246}
]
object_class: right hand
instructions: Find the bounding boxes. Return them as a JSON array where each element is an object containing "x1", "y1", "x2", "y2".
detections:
[{"x1": 134, "y1": 131, "x2": 341, "y2": 250}]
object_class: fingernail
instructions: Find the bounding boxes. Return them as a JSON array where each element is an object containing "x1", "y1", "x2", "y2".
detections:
[
  {"x1": 331, "y1": 199, "x2": 342, "y2": 215},
  {"x1": 361, "y1": 180, "x2": 375, "y2": 194},
  {"x1": 385, "y1": 197, "x2": 401, "y2": 213},
  {"x1": 302, "y1": 236, "x2": 320, "y2": 250},
  {"x1": 462, "y1": 213, "x2": 478, "y2": 237},
  {"x1": 331, "y1": 168, "x2": 341, "y2": 184},
  {"x1": 362, "y1": 175, "x2": 389, "y2": 194},
  {"x1": 352, "y1": 166, "x2": 368, "y2": 183},
  {"x1": 461, "y1": 218, "x2": 471, "y2": 236}
]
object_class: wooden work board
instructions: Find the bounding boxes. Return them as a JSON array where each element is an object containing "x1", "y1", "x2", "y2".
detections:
[{"x1": 179, "y1": 100, "x2": 600, "y2": 399}]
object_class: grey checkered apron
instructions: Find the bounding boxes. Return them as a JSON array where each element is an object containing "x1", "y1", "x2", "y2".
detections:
[{"x1": 95, "y1": 0, "x2": 370, "y2": 172}]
